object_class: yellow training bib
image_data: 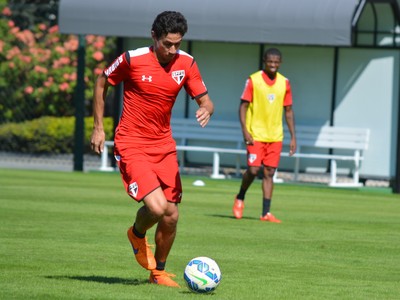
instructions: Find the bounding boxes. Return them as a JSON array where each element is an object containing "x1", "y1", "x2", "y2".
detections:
[{"x1": 246, "y1": 71, "x2": 286, "y2": 142}]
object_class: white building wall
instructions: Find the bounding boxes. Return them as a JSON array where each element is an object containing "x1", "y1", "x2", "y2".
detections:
[{"x1": 335, "y1": 49, "x2": 399, "y2": 178}]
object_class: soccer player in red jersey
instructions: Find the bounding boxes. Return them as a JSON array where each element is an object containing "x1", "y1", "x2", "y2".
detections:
[
  {"x1": 232, "y1": 48, "x2": 296, "y2": 223},
  {"x1": 90, "y1": 11, "x2": 214, "y2": 287}
]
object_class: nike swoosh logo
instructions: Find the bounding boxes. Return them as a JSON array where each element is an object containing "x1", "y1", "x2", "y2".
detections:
[
  {"x1": 192, "y1": 275, "x2": 207, "y2": 285},
  {"x1": 133, "y1": 247, "x2": 139, "y2": 254}
]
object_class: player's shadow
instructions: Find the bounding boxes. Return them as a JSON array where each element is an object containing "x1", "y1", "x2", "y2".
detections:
[
  {"x1": 209, "y1": 214, "x2": 258, "y2": 220},
  {"x1": 45, "y1": 275, "x2": 148, "y2": 285},
  {"x1": 180, "y1": 290, "x2": 218, "y2": 296}
]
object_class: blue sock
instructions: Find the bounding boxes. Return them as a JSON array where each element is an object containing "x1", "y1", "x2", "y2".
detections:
[
  {"x1": 156, "y1": 261, "x2": 166, "y2": 271},
  {"x1": 133, "y1": 224, "x2": 145, "y2": 238},
  {"x1": 262, "y1": 198, "x2": 271, "y2": 216},
  {"x1": 237, "y1": 187, "x2": 247, "y2": 200}
]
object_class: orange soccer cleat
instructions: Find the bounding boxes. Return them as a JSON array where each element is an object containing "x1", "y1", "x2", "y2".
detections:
[
  {"x1": 260, "y1": 212, "x2": 281, "y2": 223},
  {"x1": 127, "y1": 227, "x2": 156, "y2": 270},
  {"x1": 232, "y1": 198, "x2": 245, "y2": 219},
  {"x1": 149, "y1": 269, "x2": 180, "y2": 288}
]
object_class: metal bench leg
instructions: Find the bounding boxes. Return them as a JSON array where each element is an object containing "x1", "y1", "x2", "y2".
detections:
[
  {"x1": 179, "y1": 150, "x2": 185, "y2": 173},
  {"x1": 235, "y1": 154, "x2": 241, "y2": 177},
  {"x1": 210, "y1": 152, "x2": 225, "y2": 179},
  {"x1": 329, "y1": 159, "x2": 337, "y2": 186},
  {"x1": 353, "y1": 150, "x2": 361, "y2": 185},
  {"x1": 294, "y1": 157, "x2": 300, "y2": 181},
  {"x1": 100, "y1": 144, "x2": 113, "y2": 171},
  {"x1": 273, "y1": 169, "x2": 284, "y2": 183}
]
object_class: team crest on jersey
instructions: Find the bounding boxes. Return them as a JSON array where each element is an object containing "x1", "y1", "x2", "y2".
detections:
[
  {"x1": 267, "y1": 93, "x2": 276, "y2": 103},
  {"x1": 172, "y1": 70, "x2": 185, "y2": 85},
  {"x1": 129, "y1": 182, "x2": 138, "y2": 197},
  {"x1": 248, "y1": 153, "x2": 257, "y2": 164}
]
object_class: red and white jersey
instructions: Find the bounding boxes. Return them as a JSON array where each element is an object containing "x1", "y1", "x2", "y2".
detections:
[{"x1": 104, "y1": 46, "x2": 208, "y2": 146}]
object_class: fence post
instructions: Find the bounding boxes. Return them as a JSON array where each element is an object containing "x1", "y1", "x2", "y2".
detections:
[{"x1": 73, "y1": 34, "x2": 86, "y2": 171}]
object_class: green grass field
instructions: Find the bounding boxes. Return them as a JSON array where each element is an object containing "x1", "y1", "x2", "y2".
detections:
[{"x1": 1, "y1": 168, "x2": 399, "y2": 299}]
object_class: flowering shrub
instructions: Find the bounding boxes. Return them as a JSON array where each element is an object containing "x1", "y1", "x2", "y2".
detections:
[{"x1": 0, "y1": 4, "x2": 116, "y2": 124}]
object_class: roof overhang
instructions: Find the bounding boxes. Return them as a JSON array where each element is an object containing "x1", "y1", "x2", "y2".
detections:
[{"x1": 58, "y1": 0, "x2": 399, "y2": 47}]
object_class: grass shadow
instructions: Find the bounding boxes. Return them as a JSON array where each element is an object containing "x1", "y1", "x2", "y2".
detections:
[{"x1": 45, "y1": 275, "x2": 148, "y2": 286}]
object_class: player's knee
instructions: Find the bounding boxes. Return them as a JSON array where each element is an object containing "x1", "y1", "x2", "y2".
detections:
[
  {"x1": 248, "y1": 166, "x2": 260, "y2": 176},
  {"x1": 263, "y1": 166, "x2": 276, "y2": 178},
  {"x1": 144, "y1": 200, "x2": 168, "y2": 220}
]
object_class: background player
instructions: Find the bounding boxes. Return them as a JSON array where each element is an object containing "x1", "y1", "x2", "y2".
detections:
[{"x1": 232, "y1": 47, "x2": 296, "y2": 223}]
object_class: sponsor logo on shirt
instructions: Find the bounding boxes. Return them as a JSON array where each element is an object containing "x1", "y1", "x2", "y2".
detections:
[
  {"x1": 129, "y1": 182, "x2": 138, "y2": 197},
  {"x1": 141, "y1": 75, "x2": 152, "y2": 82},
  {"x1": 172, "y1": 70, "x2": 185, "y2": 85},
  {"x1": 105, "y1": 55, "x2": 123, "y2": 76}
]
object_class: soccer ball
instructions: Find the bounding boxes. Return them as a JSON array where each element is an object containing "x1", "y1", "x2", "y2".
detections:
[{"x1": 184, "y1": 256, "x2": 221, "y2": 293}]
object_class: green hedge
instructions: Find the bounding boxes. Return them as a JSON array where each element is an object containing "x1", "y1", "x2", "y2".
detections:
[{"x1": 0, "y1": 116, "x2": 114, "y2": 154}]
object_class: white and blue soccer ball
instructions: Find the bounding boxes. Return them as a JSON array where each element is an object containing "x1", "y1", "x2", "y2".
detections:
[{"x1": 184, "y1": 256, "x2": 221, "y2": 293}]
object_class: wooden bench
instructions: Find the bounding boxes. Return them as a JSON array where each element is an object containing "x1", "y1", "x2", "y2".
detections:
[{"x1": 99, "y1": 119, "x2": 369, "y2": 187}]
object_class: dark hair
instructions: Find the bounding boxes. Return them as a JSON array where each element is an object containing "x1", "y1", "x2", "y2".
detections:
[
  {"x1": 263, "y1": 48, "x2": 282, "y2": 60},
  {"x1": 151, "y1": 11, "x2": 188, "y2": 39}
]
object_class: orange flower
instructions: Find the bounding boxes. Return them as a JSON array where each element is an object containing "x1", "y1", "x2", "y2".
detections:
[
  {"x1": 34, "y1": 65, "x2": 48, "y2": 74},
  {"x1": 24, "y1": 86, "x2": 34, "y2": 94},
  {"x1": 55, "y1": 45, "x2": 66, "y2": 55},
  {"x1": 6, "y1": 47, "x2": 20, "y2": 59},
  {"x1": 94, "y1": 67, "x2": 103, "y2": 75},
  {"x1": 92, "y1": 51, "x2": 104, "y2": 61},
  {"x1": 50, "y1": 36, "x2": 59, "y2": 43},
  {"x1": 59, "y1": 57, "x2": 71, "y2": 65},
  {"x1": 48, "y1": 25, "x2": 59, "y2": 34},
  {"x1": 64, "y1": 37, "x2": 78, "y2": 51},
  {"x1": 59, "y1": 82, "x2": 69, "y2": 91},
  {"x1": 93, "y1": 40, "x2": 105, "y2": 49},
  {"x1": 69, "y1": 72, "x2": 77, "y2": 81},
  {"x1": 10, "y1": 27, "x2": 19, "y2": 34},
  {"x1": 44, "y1": 77, "x2": 54, "y2": 87},
  {"x1": 86, "y1": 35, "x2": 96, "y2": 44},
  {"x1": 2, "y1": 7, "x2": 12, "y2": 16},
  {"x1": 16, "y1": 30, "x2": 35, "y2": 46},
  {"x1": 20, "y1": 55, "x2": 32, "y2": 63}
]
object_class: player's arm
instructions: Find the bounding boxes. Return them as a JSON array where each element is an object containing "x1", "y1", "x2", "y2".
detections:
[
  {"x1": 239, "y1": 78, "x2": 253, "y2": 145},
  {"x1": 284, "y1": 105, "x2": 296, "y2": 156},
  {"x1": 283, "y1": 79, "x2": 296, "y2": 156},
  {"x1": 239, "y1": 100, "x2": 253, "y2": 145},
  {"x1": 195, "y1": 93, "x2": 214, "y2": 127},
  {"x1": 90, "y1": 73, "x2": 110, "y2": 154}
]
